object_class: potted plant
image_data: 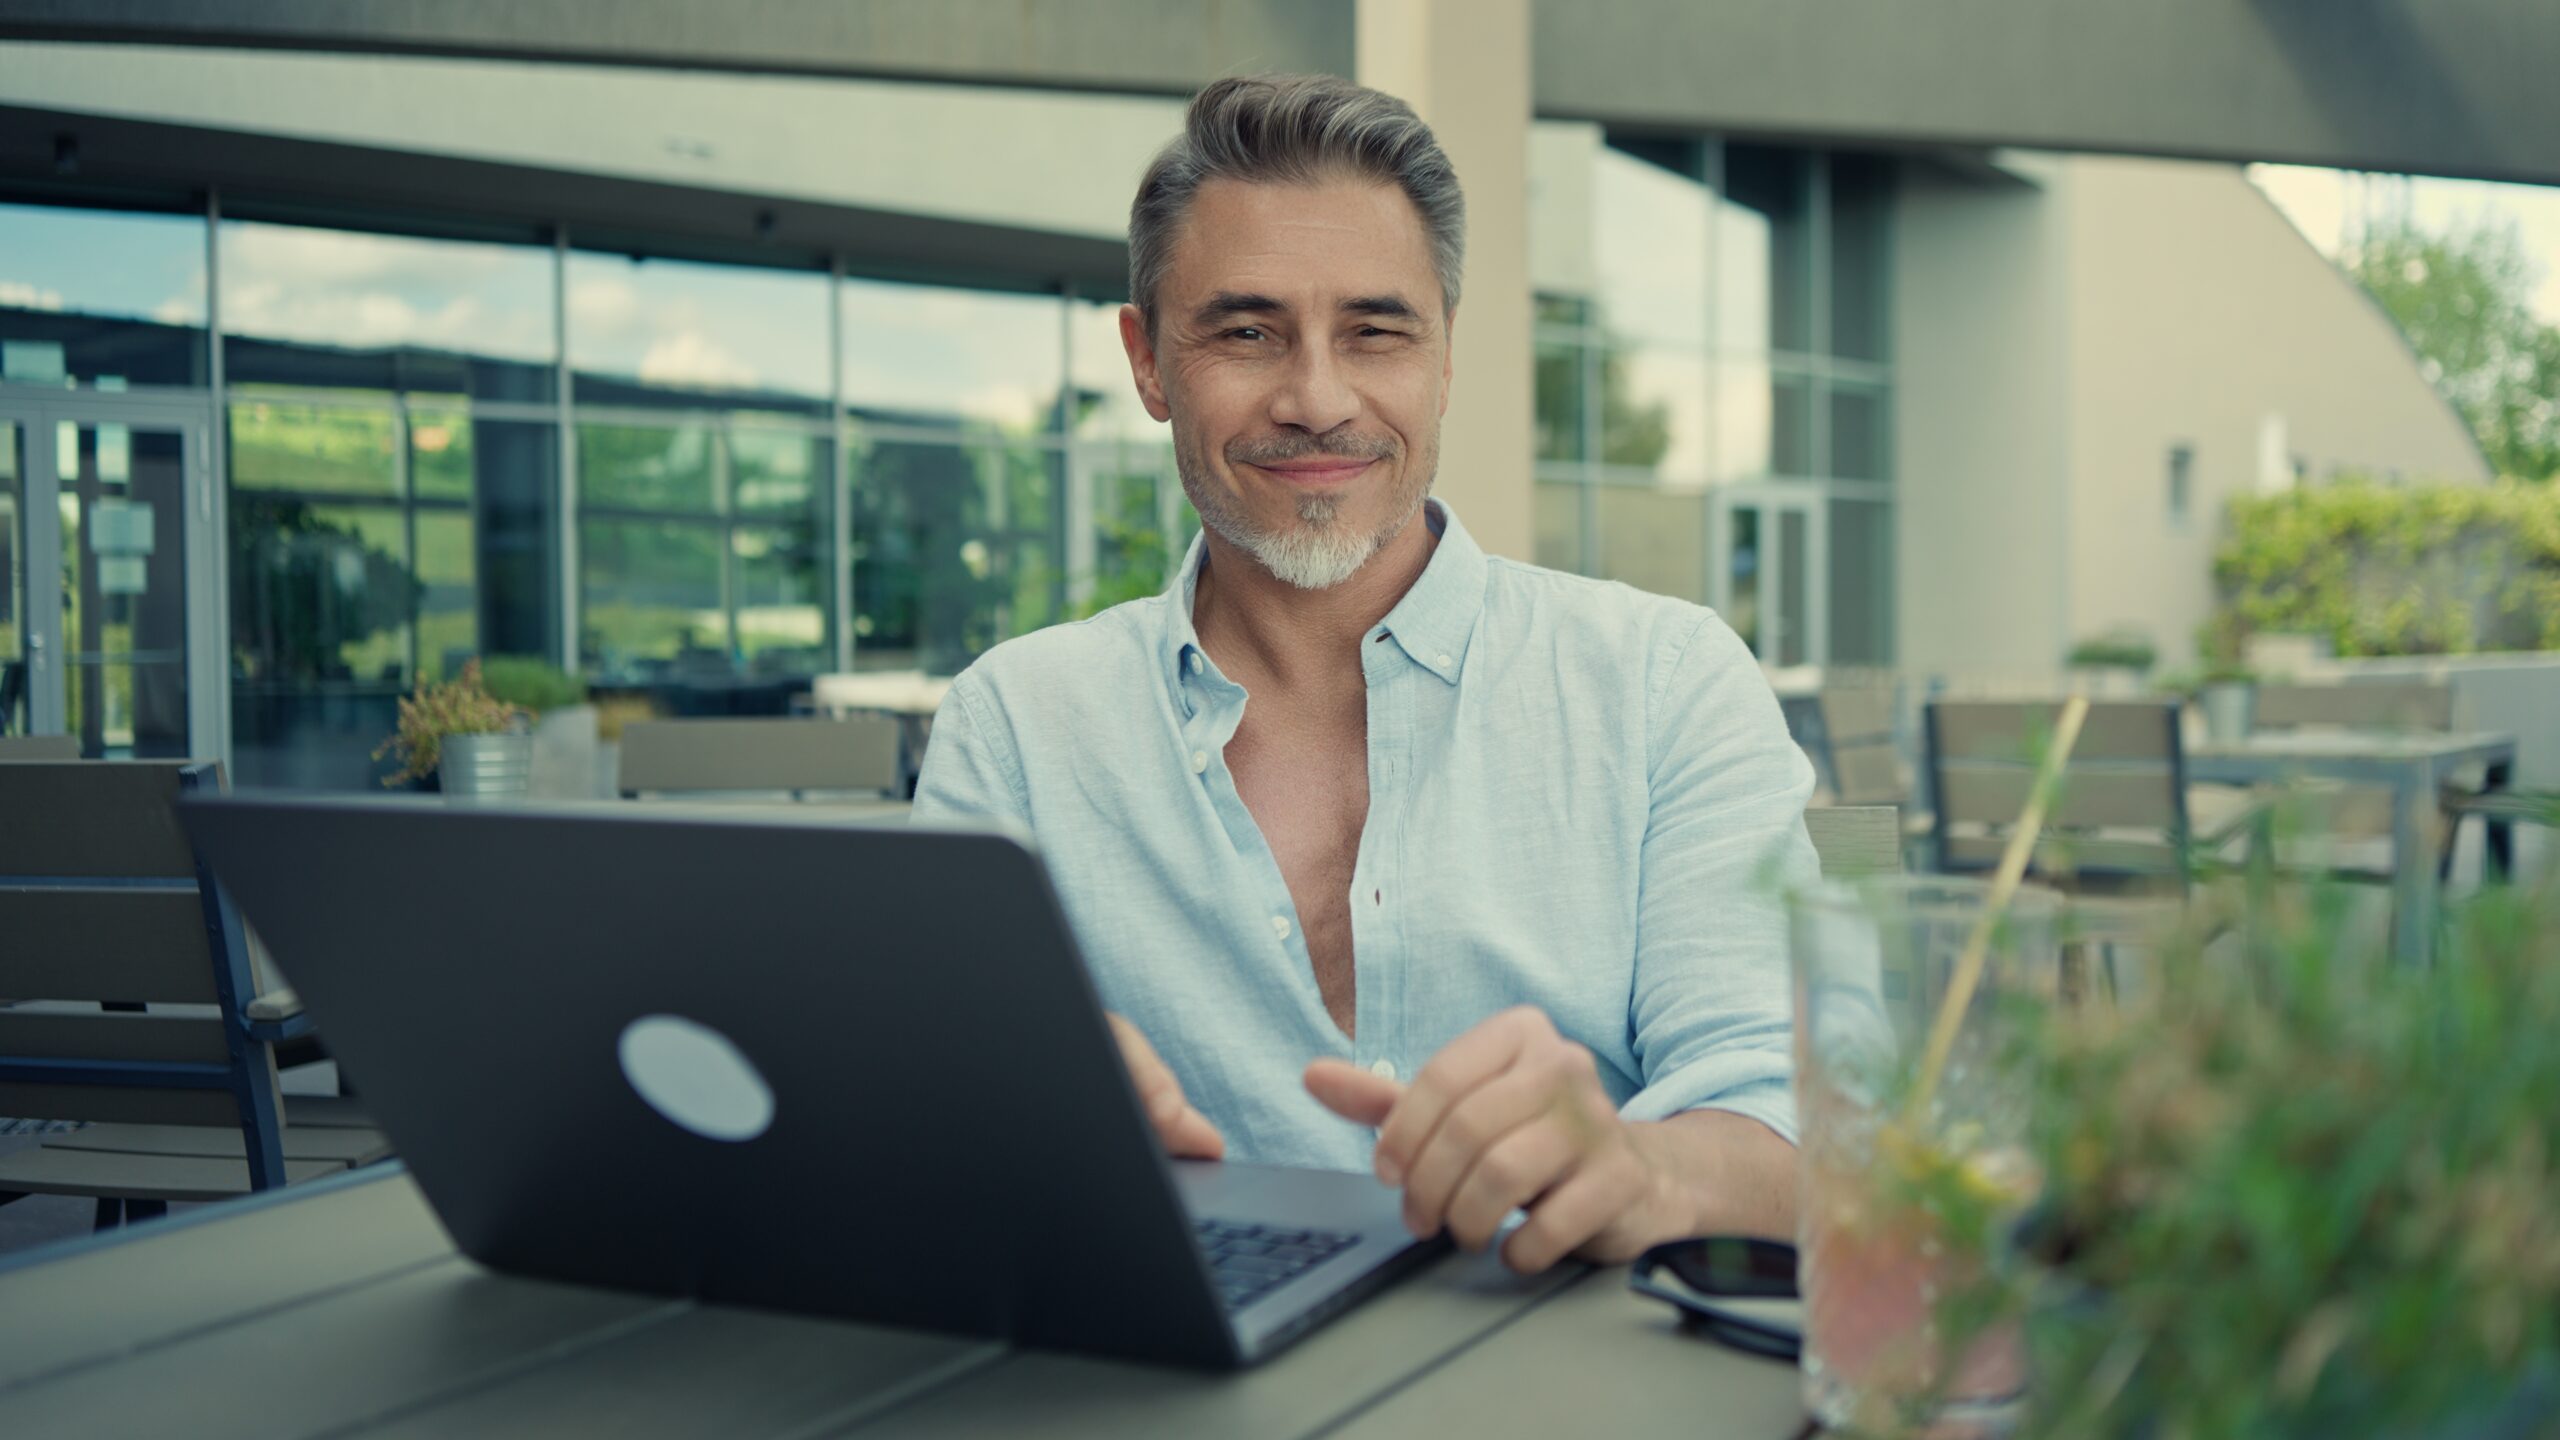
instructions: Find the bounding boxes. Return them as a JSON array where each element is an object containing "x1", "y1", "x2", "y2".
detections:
[
  {"x1": 374, "y1": 659, "x2": 529, "y2": 798},
  {"x1": 2066, "y1": 631, "x2": 2158, "y2": 697},
  {"x1": 2191, "y1": 611, "x2": 2258, "y2": 742},
  {"x1": 478, "y1": 655, "x2": 596, "y2": 798}
]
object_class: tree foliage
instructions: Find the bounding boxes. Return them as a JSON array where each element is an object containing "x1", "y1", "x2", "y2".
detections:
[{"x1": 2345, "y1": 215, "x2": 2560, "y2": 482}]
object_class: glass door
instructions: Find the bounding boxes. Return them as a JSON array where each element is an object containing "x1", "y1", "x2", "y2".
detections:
[
  {"x1": 1720, "y1": 491, "x2": 1824, "y2": 669},
  {"x1": 1, "y1": 393, "x2": 214, "y2": 758}
]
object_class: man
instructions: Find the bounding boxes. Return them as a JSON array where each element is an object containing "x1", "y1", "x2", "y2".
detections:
[{"x1": 914, "y1": 74, "x2": 1815, "y2": 1275}]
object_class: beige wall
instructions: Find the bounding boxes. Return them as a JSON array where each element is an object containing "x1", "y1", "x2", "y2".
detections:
[
  {"x1": 1891, "y1": 158, "x2": 2076, "y2": 680},
  {"x1": 2059, "y1": 155, "x2": 2491, "y2": 665}
]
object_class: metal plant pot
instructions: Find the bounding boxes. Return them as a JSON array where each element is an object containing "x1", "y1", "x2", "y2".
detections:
[
  {"x1": 439, "y1": 730, "x2": 532, "y2": 800},
  {"x1": 2199, "y1": 682, "x2": 2256, "y2": 743}
]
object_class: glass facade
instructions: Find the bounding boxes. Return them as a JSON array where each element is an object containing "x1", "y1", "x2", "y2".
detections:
[
  {"x1": 0, "y1": 196, "x2": 1194, "y2": 786},
  {"x1": 1530, "y1": 128, "x2": 1895, "y2": 665}
]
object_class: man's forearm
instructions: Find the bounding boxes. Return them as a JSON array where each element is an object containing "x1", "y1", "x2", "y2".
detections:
[{"x1": 1630, "y1": 1108, "x2": 1800, "y2": 1243}]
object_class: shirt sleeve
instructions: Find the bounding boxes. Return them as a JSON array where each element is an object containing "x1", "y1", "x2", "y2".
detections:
[
  {"x1": 911, "y1": 669, "x2": 1031, "y2": 828},
  {"x1": 1618, "y1": 610, "x2": 1820, "y2": 1144}
]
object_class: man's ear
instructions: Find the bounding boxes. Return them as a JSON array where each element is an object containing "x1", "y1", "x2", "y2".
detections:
[
  {"x1": 1119, "y1": 303, "x2": 1174, "y2": 423},
  {"x1": 1439, "y1": 302, "x2": 1458, "y2": 419}
]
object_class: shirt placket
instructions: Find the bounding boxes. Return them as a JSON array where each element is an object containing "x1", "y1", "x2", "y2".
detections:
[
  {"x1": 1351, "y1": 634, "x2": 1411, "y2": 1083},
  {"x1": 1179, "y1": 648, "x2": 1310, "y2": 999}
]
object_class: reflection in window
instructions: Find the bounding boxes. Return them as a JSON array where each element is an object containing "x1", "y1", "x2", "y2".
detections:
[
  {"x1": 845, "y1": 278, "x2": 1064, "y2": 433},
  {"x1": 1721, "y1": 147, "x2": 1813, "y2": 354},
  {"x1": 581, "y1": 516, "x2": 723, "y2": 671},
  {"x1": 1829, "y1": 497, "x2": 1893, "y2": 665},
  {"x1": 221, "y1": 221, "x2": 553, "y2": 400},
  {"x1": 1535, "y1": 339, "x2": 1586, "y2": 463},
  {"x1": 1603, "y1": 346, "x2": 1708, "y2": 477},
  {"x1": 0, "y1": 202, "x2": 208, "y2": 388},
  {"x1": 1829, "y1": 156, "x2": 1893, "y2": 364},
  {"x1": 579, "y1": 424, "x2": 717, "y2": 513},
  {"x1": 1595, "y1": 141, "x2": 1710, "y2": 349},
  {"x1": 570, "y1": 252, "x2": 829, "y2": 414},
  {"x1": 1534, "y1": 479, "x2": 1585, "y2": 574},
  {"x1": 850, "y1": 432, "x2": 1063, "y2": 675},
  {"x1": 1078, "y1": 443, "x2": 1177, "y2": 613},
  {"x1": 1594, "y1": 485, "x2": 1709, "y2": 601},
  {"x1": 1069, "y1": 297, "x2": 1160, "y2": 443},
  {"x1": 230, "y1": 399, "x2": 398, "y2": 497},
  {"x1": 1829, "y1": 384, "x2": 1887, "y2": 483}
]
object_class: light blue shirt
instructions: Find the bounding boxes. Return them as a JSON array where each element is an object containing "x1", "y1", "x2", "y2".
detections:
[{"x1": 913, "y1": 502, "x2": 1818, "y2": 1172}]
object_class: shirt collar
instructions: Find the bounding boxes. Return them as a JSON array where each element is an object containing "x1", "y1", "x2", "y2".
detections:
[{"x1": 1162, "y1": 499, "x2": 1489, "y2": 713}]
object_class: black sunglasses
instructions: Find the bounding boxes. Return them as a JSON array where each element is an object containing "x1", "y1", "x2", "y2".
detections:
[{"x1": 1628, "y1": 1235, "x2": 1803, "y2": 1363}]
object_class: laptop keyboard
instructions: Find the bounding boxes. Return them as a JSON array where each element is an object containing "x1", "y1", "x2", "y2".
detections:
[{"x1": 1193, "y1": 1218, "x2": 1359, "y2": 1309}]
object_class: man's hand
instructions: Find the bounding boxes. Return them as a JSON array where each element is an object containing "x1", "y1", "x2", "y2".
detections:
[
  {"x1": 1305, "y1": 1007, "x2": 1763, "y2": 1274},
  {"x1": 1107, "y1": 1013, "x2": 1225, "y2": 1160}
]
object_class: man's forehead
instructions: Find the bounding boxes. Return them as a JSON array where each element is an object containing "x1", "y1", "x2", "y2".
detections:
[{"x1": 1165, "y1": 176, "x2": 1437, "y2": 307}]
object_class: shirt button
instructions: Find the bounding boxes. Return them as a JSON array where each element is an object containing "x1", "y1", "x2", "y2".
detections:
[
  {"x1": 1271, "y1": 915, "x2": 1292, "y2": 940},
  {"x1": 1437, "y1": 653, "x2": 1452, "y2": 668},
  {"x1": 1369, "y1": 1058, "x2": 1398, "y2": 1082},
  {"x1": 1189, "y1": 750, "x2": 1208, "y2": 775},
  {"x1": 1185, "y1": 651, "x2": 1204, "y2": 675}
]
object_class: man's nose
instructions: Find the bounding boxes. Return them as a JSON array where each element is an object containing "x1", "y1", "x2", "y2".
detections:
[{"x1": 1268, "y1": 341, "x2": 1360, "y2": 434}]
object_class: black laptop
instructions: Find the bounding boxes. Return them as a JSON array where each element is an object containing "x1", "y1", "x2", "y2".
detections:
[{"x1": 179, "y1": 794, "x2": 1439, "y2": 1369}]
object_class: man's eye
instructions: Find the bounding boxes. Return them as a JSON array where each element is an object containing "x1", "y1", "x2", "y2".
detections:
[
  {"x1": 1227, "y1": 326, "x2": 1265, "y2": 341},
  {"x1": 1357, "y1": 326, "x2": 1403, "y2": 339}
]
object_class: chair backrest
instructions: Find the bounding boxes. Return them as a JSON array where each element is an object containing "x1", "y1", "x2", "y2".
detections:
[
  {"x1": 0, "y1": 733, "x2": 79, "y2": 760},
  {"x1": 1805, "y1": 805, "x2": 1902, "y2": 877},
  {"x1": 1818, "y1": 685, "x2": 1905, "y2": 807},
  {"x1": 1925, "y1": 699, "x2": 2190, "y2": 881},
  {"x1": 0, "y1": 761, "x2": 288, "y2": 1186},
  {"x1": 2251, "y1": 681, "x2": 2452, "y2": 734},
  {"x1": 0, "y1": 660, "x2": 24, "y2": 734},
  {"x1": 618, "y1": 715, "x2": 903, "y2": 798}
]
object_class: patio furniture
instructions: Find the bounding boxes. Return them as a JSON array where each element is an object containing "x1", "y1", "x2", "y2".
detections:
[
  {"x1": 0, "y1": 734, "x2": 78, "y2": 760},
  {"x1": 2189, "y1": 730, "x2": 2519, "y2": 967},
  {"x1": 2250, "y1": 680, "x2": 2454, "y2": 734},
  {"x1": 1804, "y1": 804, "x2": 1902, "y2": 877},
  {"x1": 1925, "y1": 699, "x2": 2263, "y2": 970},
  {"x1": 617, "y1": 716, "x2": 905, "y2": 804},
  {"x1": 810, "y1": 670, "x2": 951, "y2": 796},
  {"x1": 0, "y1": 761, "x2": 388, "y2": 1227},
  {"x1": 0, "y1": 1164, "x2": 1804, "y2": 1436}
]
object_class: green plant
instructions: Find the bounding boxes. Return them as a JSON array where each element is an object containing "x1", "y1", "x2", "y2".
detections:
[
  {"x1": 1905, "y1": 860, "x2": 2560, "y2": 1439},
  {"x1": 2066, "y1": 632, "x2": 2157, "y2": 672},
  {"x1": 476, "y1": 654, "x2": 587, "y2": 715},
  {"x1": 372, "y1": 659, "x2": 524, "y2": 786}
]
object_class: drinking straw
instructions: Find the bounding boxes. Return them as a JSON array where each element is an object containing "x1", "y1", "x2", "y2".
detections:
[{"x1": 1902, "y1": 693, "x2": 2091, "y2": 1123}]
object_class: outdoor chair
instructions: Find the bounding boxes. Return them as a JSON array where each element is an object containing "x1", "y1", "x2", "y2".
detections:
[
  {"x1": 1925, "y1": 699, "x2": 2263, "y2": 974},
  {"x1": 1804, "y1": 804, "x2": 1904, "y2": 878},
  {"x1": 0, "y1": 734, "x2": 79, "y2": 760},
  {"x1": 618, "y1": 715, "x2": 906, "y2": 808},
  {"x1": 0, "y1": 761, "x2": 389, "y2": 1229}
]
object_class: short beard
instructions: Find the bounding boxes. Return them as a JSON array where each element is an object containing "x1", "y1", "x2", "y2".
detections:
[{"x1": 1176, "y1": 428, "x2": 1435, "y2": 591}]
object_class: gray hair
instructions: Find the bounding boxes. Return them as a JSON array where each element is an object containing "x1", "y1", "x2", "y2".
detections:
[{"x1": 1129, "y1": 74, "x2": 1465, "y2": 332}]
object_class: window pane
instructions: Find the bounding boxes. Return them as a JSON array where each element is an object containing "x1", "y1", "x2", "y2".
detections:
[
  {"x1": 1829, "y1": 384, "x2": 1888, "y2": 482},
  {"x1": 414, "y1": 508, "x2": 477, "y2": 682},
  {"x1": 1602, "y1": 346, "x2": 1708, "y2": 479},
  {"x1": 1727, "y1": 506, "x2": 1762, "y2": 654},
  {"x1": 229, "y1": 400, "x2": 398, "y2": 497},
  {"x1": 733, "y1": 522, "x2": 827, "y2": 673},
  {"x1": 229, "y1": 498, "x2": 414, "y2": 686},
  {"x1": 845, "y1": 278, "x2": 1064, "y2": 434},
  {"x1": 580, "y1": 517, "x2": 724, "y2": 673},
  {"x1": 1536, "y1": 338, "x2": 1587, "y2": 463},
  {"x1": 569, "y1": 252, "x2": 828, "y2": 414},
  {"x1": 1829, "y1": 155, "x2": 1893, "y2": 363},
  {"x1": 1720, "y1": 146, "x2": 1812, "y2": 354},
  {"x1": 1534, "y1": 479, "x2": 1585, "y2": 573},
  {"x1": 1594, "y1": 140, "x2": 1710, "y2": 349},
  {"x1": 409, "y1": 408, "x2": 473, "y2": 501},
  {"x1": 221, "y1": 221, "x2": 553, "y2": 400},
  {"x1": 0, "y1": 202, "x2": 208, "y2": 388},
  {"x1": 1079, "y1": 442, "x2": 1176, "y2": 611},
  {"x1": 1069, "y1": 297, "x2": 1159, "y2": 442},
  {"x1": 465, "y1": 419, "x2": 560, "y2": 663},
  {"x1": 1829, "y1": 497, "x2": 1894, "y2": 665},
  {"x1": 579, "y1": 423, "x2": 716, "y2": 512},
  {"x1": 1594, "y1": 484, "x2": 1708, "y2": 601},
  {"x1": 851, "y1": 435, "x2": 1018, "y2": 675},
  {"x1": 1716, "y1": 361, "x2": 1814, "y2": 480},
  {"x1": 729, "y1": 425, "x2": 825, "y2": 517}
]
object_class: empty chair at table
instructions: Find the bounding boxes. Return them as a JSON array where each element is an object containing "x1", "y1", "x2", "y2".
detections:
[
  {"x1": 0, "y1": 760, "x2": 389, "y2": 1229},
  {"x1": 2247, "y1": 680, "x2": 2476, "y2": 880},
  {"x1": 0, "y1": 734, "x2": 79, "y2": 760},
  {"x1": 618, "y1": 715, "x2": 905, "y2": 806},
  {"x1": 1926, "y1": 700, "x2": 2260, "y2": 987}
]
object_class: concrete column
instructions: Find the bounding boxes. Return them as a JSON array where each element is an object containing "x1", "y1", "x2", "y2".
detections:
[{"x1": 1357, "y1": 0, "x2": 1534, "y2": 562}]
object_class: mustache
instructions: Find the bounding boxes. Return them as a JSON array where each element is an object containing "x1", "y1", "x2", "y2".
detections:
[{"x1": 1226, "y1": 432, "x2": 1398, "y2": 467}]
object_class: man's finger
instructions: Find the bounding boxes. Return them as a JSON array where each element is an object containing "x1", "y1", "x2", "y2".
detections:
[
  {"x1": 1498, "y1": 1147, "x2": 1647, "y2": 1274},
  {"x1": 1374, "y1": 1008, "x2": 1548, "y2": 1187},
  {"x1": 1303, "y1": 1057, "x2": 1403, "y2": 1127},
  {"x1": 1108, "y1": 1012, "x2": 1225, "y2": 1158},
  {"x1": 1439, "y1": 1112, "x2": 1579, "y2": 1252},
  {"x1": 1398, "y1": 1061, "x2": 1558, "y2": 1238},
  {"x1": 1163, "y1": 1103, "x2": 1226, "y2": 1161}
]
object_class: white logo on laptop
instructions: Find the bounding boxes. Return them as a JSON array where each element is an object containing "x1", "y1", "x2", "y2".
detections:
[{"x1": 617, "y1": 1014, "x2": 776, "y2": 1142}]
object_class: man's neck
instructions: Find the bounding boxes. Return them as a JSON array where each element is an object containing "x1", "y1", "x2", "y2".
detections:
[{"x1": 1191, "y1": 506, "x2": 1439, "y2": 691}]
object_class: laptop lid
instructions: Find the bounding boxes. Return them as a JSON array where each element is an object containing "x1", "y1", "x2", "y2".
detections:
[{"x1": 180, "y1": 794, "x2": 1239, "y2": 1367}]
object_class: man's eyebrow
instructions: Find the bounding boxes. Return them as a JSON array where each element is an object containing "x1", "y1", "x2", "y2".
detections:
[
  {"x1": 1342, "y1": 295, "x2": 1422, "y2": 321},
  {"x1": 1193, "y1": 291, "x2": 1286, "y2": 325}
]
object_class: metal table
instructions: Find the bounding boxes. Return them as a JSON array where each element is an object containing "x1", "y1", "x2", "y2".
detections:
[
  {"x1": 2187, "y1": 730, "x2": 2518, "y2": 967},
  {"x1": 0, "y1": 1165, "x2": 1804, "y2": 1438}
]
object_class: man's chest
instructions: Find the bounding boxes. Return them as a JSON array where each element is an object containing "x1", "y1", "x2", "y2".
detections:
[{"x1": 1222, "y1": 708, "x2": 1370, "y2": 1029}]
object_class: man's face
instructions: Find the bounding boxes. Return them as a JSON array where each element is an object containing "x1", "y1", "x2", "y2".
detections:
[{"x1": 1120, "y1": 175, "x2": 1453, "y2": 590}]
